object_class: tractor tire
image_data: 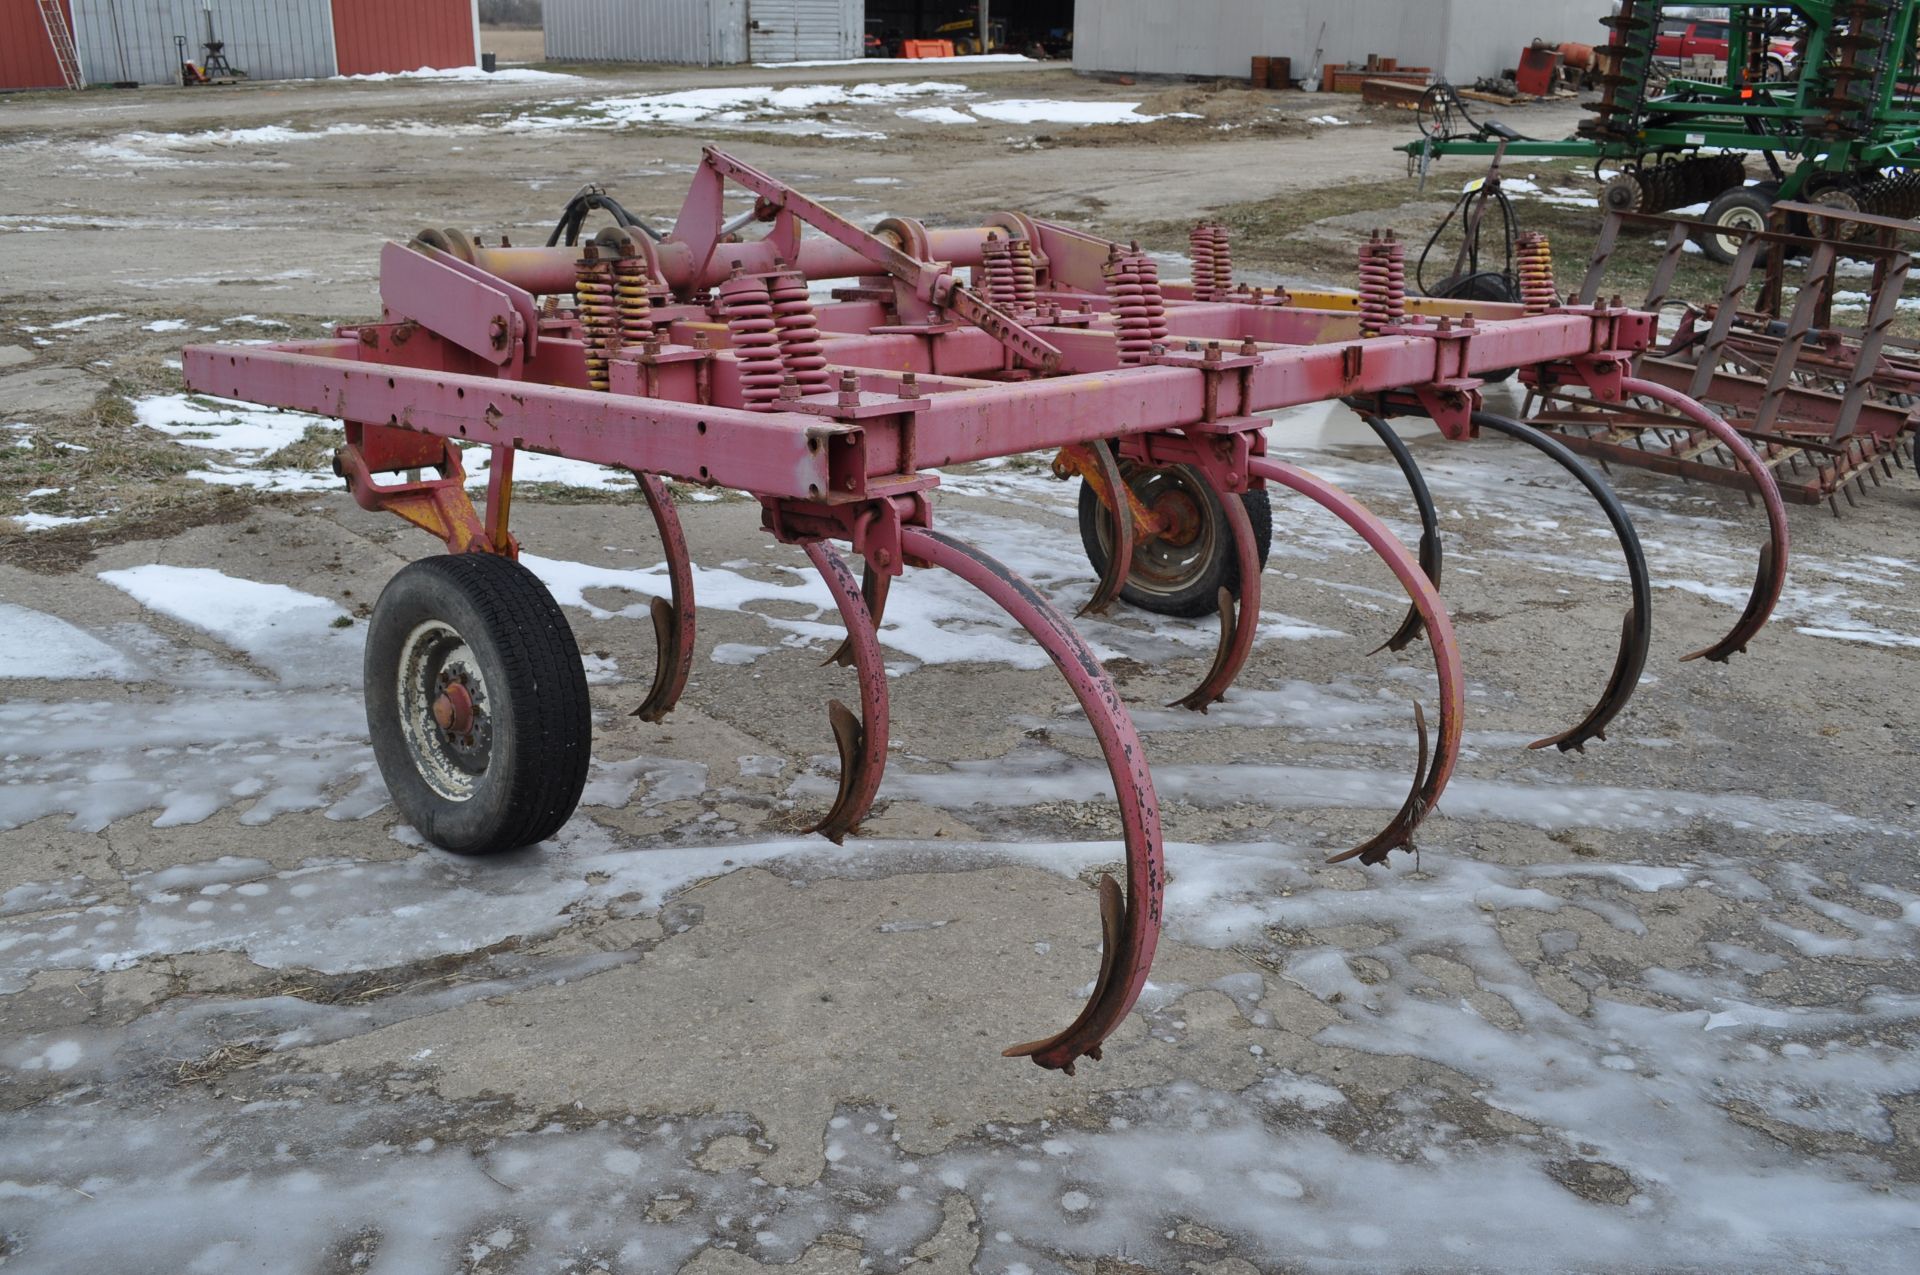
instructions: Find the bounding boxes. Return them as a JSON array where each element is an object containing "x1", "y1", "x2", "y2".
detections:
[
  {"x1": 1696, "y1": 186, "x2": 1775, "y2": 266},
  {"x1": 365, "y1": 552, "x2": 592, "y2": 855},
  {"x1": 1078, "y1": 463, "x2": 1273, "y2": 618}
]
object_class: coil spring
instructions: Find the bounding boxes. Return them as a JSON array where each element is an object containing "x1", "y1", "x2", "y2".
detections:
[
  {"x1": 1208, "y1": 223, "x2": 1233, "y2": 298},
  {"x1": 614, "y1": 254, "x2": 655, "y2": 348},
  {"x1": 1133, "y1": 250, "x2": 1169, "y2": 346},
  {"x1": 1009, "y1": 237, "x2": 1038, "y2": 307},
  {"x1": 1189, "y1": 222, "x2": 1217, "y2": 302},
  {"x1": 1105, "y1": 248, "x2": 1151, "y2": 365},
  {"x1": 717, "y1": 273, "x2": 783, "y2": 412},
  {"x1": 1356, "y1": 230, "x2": 1406, "y2": 337},
  {"x1": 769, "y1": 270, "x2": 830, "y2": 396},
  {"x1": 981, "y1": 233, "x2": 1019, "y2": 308},
  {"x1": 1104, "y1": 247, "x2": 1169, "y2": 365},
  {"x1": 573, "y1": 254, "x2": 620, "y2": 392},
  {"x1": 1517, "y1": 232, "x2": 1557, "y2": 315}
]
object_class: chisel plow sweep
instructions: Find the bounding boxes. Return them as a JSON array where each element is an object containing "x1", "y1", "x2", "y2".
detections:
[{"x1": 183, "y1": 148, "x2": 1787, "y2": 1072}]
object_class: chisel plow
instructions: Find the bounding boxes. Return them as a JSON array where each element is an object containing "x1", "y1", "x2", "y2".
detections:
[{"x1": 182, "y1": 148, "x2": 1787, "y2": 1072}]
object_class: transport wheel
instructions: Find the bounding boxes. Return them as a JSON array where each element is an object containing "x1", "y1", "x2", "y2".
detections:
[
  {"x1": 1078, "y1": 463, "x2": 1273, "y2": 618},
  {"x1": 365, "y1": 553, "x2": 592, "y2": 855},
  {"x1": 1696, "y1": 186, "x2": 1774, "y2": 266}
]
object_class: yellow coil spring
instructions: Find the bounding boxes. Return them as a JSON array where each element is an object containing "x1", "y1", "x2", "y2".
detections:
[
  {"x1": 613, "y1": 255, "x2": 655, "y2": 346},
  {"x1": 1517, "y1": 232, "x2": 1557, "y2": 315},
  {"x1": 573, "y1": 256, "x2": 619, "y2": 391}
]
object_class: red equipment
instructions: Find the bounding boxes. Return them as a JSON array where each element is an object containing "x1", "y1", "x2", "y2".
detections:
[{"x1": 182, "y1": 148, "x2": 1785, "y2": 1073}]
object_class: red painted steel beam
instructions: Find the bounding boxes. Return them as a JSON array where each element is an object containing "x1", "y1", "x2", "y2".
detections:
[{"x1": 183, "y1": 344, "x2": 857, "y2": 501}]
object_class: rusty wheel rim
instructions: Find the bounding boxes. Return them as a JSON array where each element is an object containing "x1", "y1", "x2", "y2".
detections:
[{"x1": 397, "y1": 620, "x2": 493, "y2": 802}]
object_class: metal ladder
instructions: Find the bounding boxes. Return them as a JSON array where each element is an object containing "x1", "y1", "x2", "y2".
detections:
[{"x1": 37, "y1": 0, "x2": 83, "y2": 91}]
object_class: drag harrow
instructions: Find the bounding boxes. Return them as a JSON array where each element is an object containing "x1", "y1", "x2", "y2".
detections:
[{"x1": 183, "y1": 147, "x2": 1739, "y2": 1072}]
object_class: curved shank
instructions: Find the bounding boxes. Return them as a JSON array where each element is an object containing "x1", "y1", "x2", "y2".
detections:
[
  {"x1": 1473, "y1": 411, "x2": 1654, "y2": 752},
  {"x1": 1170, "y1": 472, "x2": 1263, "y2": 711},
  {"x1": 823, "y1": 560, "x2": 891, "y2": 669},
  {"x1": 630, "y1": 473, "x2": 697, "y2": 723},
  {"x1": 1355, "y1": 410, "x2": 1445, "y2": 654},
  {"x1": 1079, "y1": 440, "x2": 1136, "y2": 617},
  {"x1": 1619, "y1": 378, "x2": 1790, "y2": 662},
  {"x1": 901, "y1": 526, "x2": 1163, "y2": 1074},
  {"x1": 1248, "y1": 458, "x2": 1465, "y2": 865},
  {"x1": 801, "y1": 541, "x2": 892, "y2": 843}
]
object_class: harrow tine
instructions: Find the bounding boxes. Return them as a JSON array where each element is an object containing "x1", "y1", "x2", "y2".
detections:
[
  {"x1": 902, "y1": 526, "x2": 1163, "y2": 1075},
  {"x1": 821, "y1": 560, "x2": 890, "y2": 668},
  {"x1": 629, "y1": 474, "x2": 697, "y2": 723},
  {"x1": 801, "y1": 540, "x2": 891, "y2": 844},
  {"x1": 1248, "y1": 458, "x2": 1464, "y2": 865},
  {"x1": 1622, "y1": 379, "x2": 1791, "y2": 662},
  {"x1": 1354, "y1": 410, "x2": 1444, "y2": 653},
  {"x1": 1169, "y1": 476, "x2": 1263, "y2": 711},
  {"x1": 1079, "y1": 440, "x2": 1135, "y2": 618},
  {"x1": 1473, "y1": 412, "x2": 1653, "y2": 752}
]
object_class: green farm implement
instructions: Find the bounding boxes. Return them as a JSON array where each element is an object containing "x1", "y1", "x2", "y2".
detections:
[{"x1": 1405, "y1": 2, "x2": 1920, "y2": 262}]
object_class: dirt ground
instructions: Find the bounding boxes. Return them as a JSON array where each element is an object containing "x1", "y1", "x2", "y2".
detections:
[{"x1": 2, "y1": 60, "x2": 1918, "y2": 1274}]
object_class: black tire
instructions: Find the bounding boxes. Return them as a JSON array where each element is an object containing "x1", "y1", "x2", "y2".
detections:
[
  {"x1": 1077, "y1": 464, "x2": 1273, "y2": 618},
  {"x1": 365, "y1": 553, "x2": 592, "y2": 855},
  {"x1": 1433, "y1": 271, "x2": 1521, "y2": 382},
  {"x1": 1696, "y1": 186, "x2": 1774, "y2": 266}
]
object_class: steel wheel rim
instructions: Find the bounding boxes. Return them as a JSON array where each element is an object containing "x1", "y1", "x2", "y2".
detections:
[
  {"x1": 1712, "y1": 206, "x2": 1765, "y2": 260},
  {"x1": 1095, "y1": 465, "x2": 1220, "y2": 599},
  {"x1": 397, "y1": 619, "x2": 493, "y2": 802}
]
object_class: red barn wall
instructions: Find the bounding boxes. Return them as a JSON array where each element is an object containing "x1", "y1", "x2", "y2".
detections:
[
  {"x1": 0, "y1": 0, "x2": 72, "y2": 91},
  {"x1": 330, "y1": 0, "x2": 475, "y2": 76}
]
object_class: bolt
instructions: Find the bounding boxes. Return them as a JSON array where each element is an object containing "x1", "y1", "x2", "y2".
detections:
[
  {"x1": 1462, "y1": 314, "x2": 1477, "y2": 328},
  {"x1": 1438, "y1": 316, "x2": 1453, "y2": 332},
  {"x1": 583, "y1": 244, "x2": 600, "y2": 261},
  {"x1": 1186, "y1": 340, "x2": 1201, "y2": 352},
  {"x1": 1150, "y1": 343, "x2": 1166, "y2": 356},
  {"x1": 900, "y1": 372, "x2": 919, "y2": 398},
  {"x1": 1240, "y1": 336, "x2": 1258, "y2": 356},
  {"x1": 875, "y1": 548, "x2": 893, "y2": 569},
  {"x1": 780, "y1": 374, "x2": 802, "y2": 400},
  {"x1": 1204, "y1": 341, "x2": 1223, "y2": 363},
  {"x1": 731, "y1": 260, "x2": 745, "y2": 278}
]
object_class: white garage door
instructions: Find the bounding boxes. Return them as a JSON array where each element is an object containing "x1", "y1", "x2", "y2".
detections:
[{"x1": 748, "y1": 0, "x2": 857, "y2": 64}]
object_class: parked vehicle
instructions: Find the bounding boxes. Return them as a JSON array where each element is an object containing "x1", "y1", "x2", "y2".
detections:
[{"x1": 1654, "y1": 14, "x2": 1797, "y2": 78}]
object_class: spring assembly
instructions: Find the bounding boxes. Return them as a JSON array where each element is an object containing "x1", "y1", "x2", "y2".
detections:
[
  {"x1": 1133, "y1": 248, "x2": 1170, "y2": 347},
  {"x1": 1189, "y1": 222, "x2": 1218, "y2": 301},
  {"x1": 1357, "y1": 230, "x2": 1407, "y2": 337},
  {"x1": 1105, "y1": 247, "x2": 1152, "y2": 365},
  {"x1": 981, "y1": 233, "x2": 1019, "y2": 309},
  {"x1": 1009, "y1": 237, "x2": 1038, "y2": 308},
  {"x1": 573, "y1": 249, "x2": 620, "y2": 392},
  {"x1": 1517, "y1": 231, "x2": 1557, "y2": 314},
  {"x1": 769, "y1": 269, "x2": 830, "y2": 396},
  {"x1": 1207, "y1": 222, "x2": 1232, "y2": 297},
  {"x1": 613, "y1": 253, "x2": 656, "y2": 348},
  {"x1": 716, "y1": 272, "x2": 784, "y2": 412}
]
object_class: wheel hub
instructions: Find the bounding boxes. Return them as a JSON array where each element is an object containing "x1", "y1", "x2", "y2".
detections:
[
  {"x1": 397, "y1": 621, "x2": 494, "y2": 801},
  {"x1": 432, "y1": 680, "x2": 475, "y2": 735}
]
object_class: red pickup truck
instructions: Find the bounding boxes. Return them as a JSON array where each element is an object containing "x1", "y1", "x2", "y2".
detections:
[{"x1": 1655, "y1": 17, "x2": 1797, "y2": 79}]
